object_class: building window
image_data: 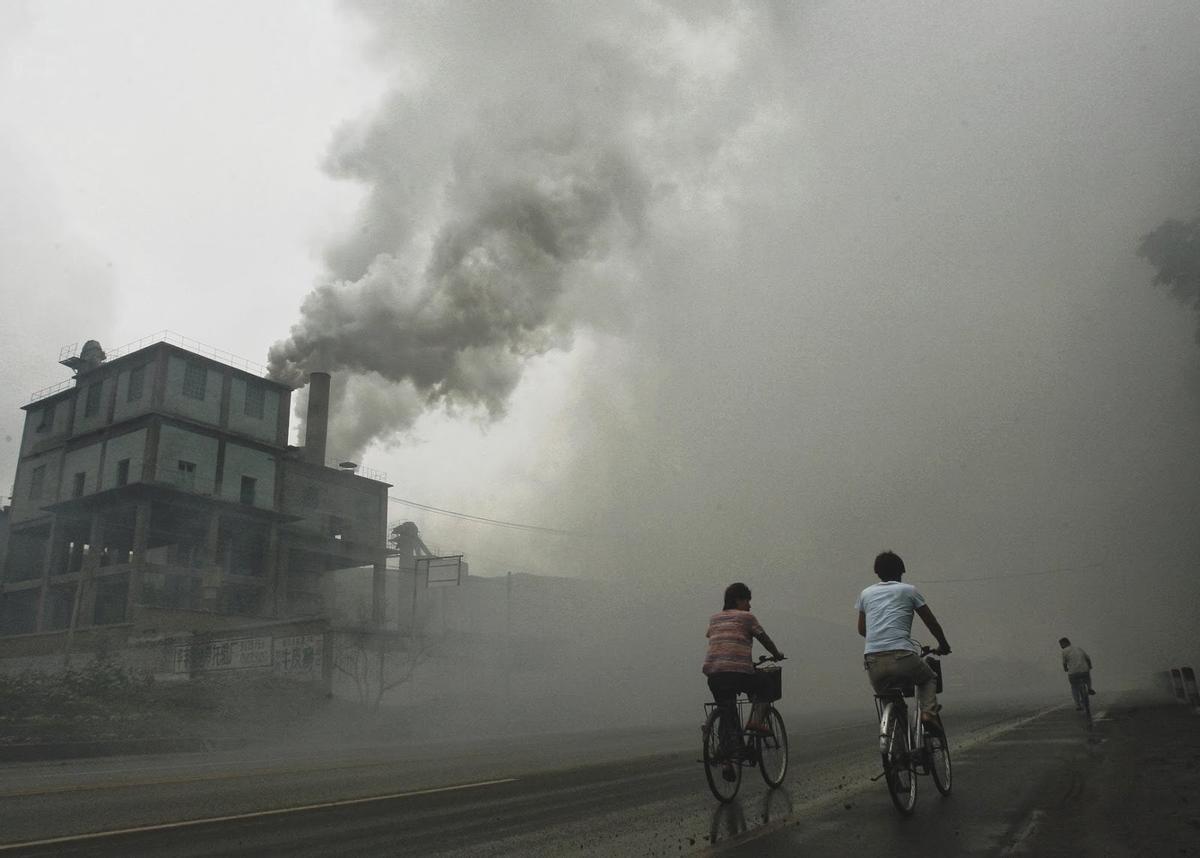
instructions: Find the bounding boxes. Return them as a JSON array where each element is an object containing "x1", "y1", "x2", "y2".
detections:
[
  {"x1": 36, "y1": 403, "x2": 56, "y2": 432},
  {"x1": 182, "y1": 362, "x2": 207, "y2": 400},
  {"x1": 29, "y1": 465, "x2": 46, "y2": 500},
  {"x1": 72, "y1": 471, "x2": 86, "y2": 498},
  {"x1": 84, "y1": 383, "x2": 102, "y2": 417},
  {"x1": 177, "y1": 460, "x2": 196, "y2": 490},
  {"x1": 116, "y1": 458, "x2": 130, "y2": 487},
  {"x1": 244, "y1": 382, "x2": 265, "y2": 419},
  {"x1": 240, "y1": 476, "x2": 257, "y2": 506},
  {"x1": 128, "y1": 365, "x2": 145, "y2": 402}
]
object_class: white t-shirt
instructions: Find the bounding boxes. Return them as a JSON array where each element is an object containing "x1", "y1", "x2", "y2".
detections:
[
  {"x1": 855, "y1": 581, "x2": 926, "y2": 654},
  {"x1": 1061, "y1": 645, "x2": 1091, "y2": 675}
]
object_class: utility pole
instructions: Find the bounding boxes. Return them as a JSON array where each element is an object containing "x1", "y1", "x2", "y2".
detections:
[{"x1": 505, "y1": 571, "x2": 512, "y2": 723}]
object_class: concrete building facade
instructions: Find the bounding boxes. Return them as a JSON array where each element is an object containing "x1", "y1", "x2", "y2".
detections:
[{"x1": 0, "y1": 337, "x2": 391, "y2": 642}]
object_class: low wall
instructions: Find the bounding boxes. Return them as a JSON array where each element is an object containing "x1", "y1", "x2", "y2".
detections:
[{"x1": 0, "y1": 612, "x2": 332, "y2": 690}]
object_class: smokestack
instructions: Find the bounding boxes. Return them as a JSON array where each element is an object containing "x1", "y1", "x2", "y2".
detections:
[{"x1": 304, "y1": 372, "x2": 331, "y2": 467}]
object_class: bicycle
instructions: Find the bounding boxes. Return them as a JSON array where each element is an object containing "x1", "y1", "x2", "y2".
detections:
[
  {"x1": 700, "y1": 656, "x2": 789, "y2": 803},
  {"x1": 1069, "y1": 673, "x2": 1093, "y2": 730},
  {"x1": 873, "y1": 646, "x2": 951, "y2": 815}
]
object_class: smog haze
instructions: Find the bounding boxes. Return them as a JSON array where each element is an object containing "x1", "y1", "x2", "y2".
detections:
[{"x1": 3, "y1": 0, "x2": 1200, "y2": 705}]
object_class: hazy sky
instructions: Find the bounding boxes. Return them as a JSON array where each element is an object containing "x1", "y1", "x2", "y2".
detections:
[{"x1": 3, "y1": 1, "x2": 1200, "y2": 677}]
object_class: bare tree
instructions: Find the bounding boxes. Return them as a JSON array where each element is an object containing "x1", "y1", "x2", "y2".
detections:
[{"x1": 333, "y1": 628, "x2": 435, "y2": 710}]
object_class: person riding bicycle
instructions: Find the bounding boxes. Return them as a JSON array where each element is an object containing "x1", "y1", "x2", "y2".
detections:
[
  {"x1": 703, "y1": 582, "x2": 785, "y2": 778},
  {"x1": 1058, "y1": 637, "x2": 1096, "y2": 710},
  {"x1": 855, "y1": 551, "x2": 950, "y2": 729}
]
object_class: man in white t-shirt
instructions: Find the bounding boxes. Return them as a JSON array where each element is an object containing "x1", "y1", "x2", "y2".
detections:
[
  {"x1": 1058, "y1": 637, "x2": 1095, "y2": 709},
  {"x1": 855, "y1": 551, "x2": 951, "y2": 725}
]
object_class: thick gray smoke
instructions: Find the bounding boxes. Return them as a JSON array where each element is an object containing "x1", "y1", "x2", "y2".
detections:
[
  {"x1": 267, "y1": 2, "x2": 1200, "y2": 691},
  {"x1": 267, "y1": 4, "x2": 659, "y2": 458},
  {"x1": 269, "y1": 146, "x2": 645, "y2": 456}
]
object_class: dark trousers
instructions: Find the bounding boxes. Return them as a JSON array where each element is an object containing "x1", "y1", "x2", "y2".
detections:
[
  {"x1": 707, "y1": 672, "x2": 767, "y2": 751},
  {"x1": 707, "y1": 671, "x2": 766, "y2": 706},
  {"x1": 1069, "y1": 672, "x2": 1092, "y2": 708}
]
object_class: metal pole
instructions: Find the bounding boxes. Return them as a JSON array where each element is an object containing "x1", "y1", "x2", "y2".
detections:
[
  {"x1": 63, "y1": 515, "x2": 102, "y2": 670},
  {"x1": 411, "y1": 560, "x2": 420, "y2": 640},
  {"x1": 505, "y1": 571, "x2": 512, "y2": 721}
]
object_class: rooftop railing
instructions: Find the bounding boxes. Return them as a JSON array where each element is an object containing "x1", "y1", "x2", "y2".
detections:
[
  {"x1": 352, "y1": 465, "x2": 389, "y2": 482},
  {"x1": 26, "y1": 378, "x2": 76, "y2": 404},
  {"x1": 30, "y1": 331, "x2": 270, "y2": 403},
  {"x1": 103, "y1": 330, "x2": 269, "y2": 376}
]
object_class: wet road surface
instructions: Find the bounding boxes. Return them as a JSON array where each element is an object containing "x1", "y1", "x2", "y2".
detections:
[
  {"x1": 0, "y1": 697, "x2": 1148, "y2": 856},
  {"x1": 713, "y1": 699, "x2": 1198, "y2": 857}
]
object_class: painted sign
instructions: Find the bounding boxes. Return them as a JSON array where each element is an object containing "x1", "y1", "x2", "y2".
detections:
[
  {"x1": 273, "y1": 634, "x2": 324, "y2": 677},
  {"x1": 173, "y1": 636, "x2": 272, "y2": 673}
]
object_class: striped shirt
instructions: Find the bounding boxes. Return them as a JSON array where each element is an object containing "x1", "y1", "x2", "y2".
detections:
[{"x1": 702, "y1": 610, "x2": 764, "y2": 675}]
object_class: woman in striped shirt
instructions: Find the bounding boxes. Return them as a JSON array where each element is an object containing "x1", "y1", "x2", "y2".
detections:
[{"x1": 703, "y1": 582, "x2": 785, "y2": 739}]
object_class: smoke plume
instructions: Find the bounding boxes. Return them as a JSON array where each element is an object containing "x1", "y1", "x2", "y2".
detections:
[{"x1": 267, "y1": 3, "x2": 664, "y2": 459}]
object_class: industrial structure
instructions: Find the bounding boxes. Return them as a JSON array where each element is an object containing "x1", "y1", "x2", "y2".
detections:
[{"x1": 0, "y1": 335, "x2": 391, "y2": 642}]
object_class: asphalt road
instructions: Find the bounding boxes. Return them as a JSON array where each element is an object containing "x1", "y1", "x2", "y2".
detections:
[
  {"x1": 0, "y1": 695, "x2": 1151, "y2": 857},
  {"x1": 718, "y1": 698, "x2": 1200, "y2": 857}
]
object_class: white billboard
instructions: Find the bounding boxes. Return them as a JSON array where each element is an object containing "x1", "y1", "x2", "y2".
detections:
[{"x1": 417, "y1": 555, "x2": 464, "y2": 587}]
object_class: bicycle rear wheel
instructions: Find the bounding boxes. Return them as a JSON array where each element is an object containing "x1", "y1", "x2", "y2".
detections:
[
  {"x1": 703, "y1": 707, "x2": 742, "y2": 803},
  {"x1": 757, "y1": 706, "x2": 788, "y2": 788},
  {"x1": 882, "y1": 704, "x2": 917, "y2": 815},
  {"x1": 927, "y1": 721, "x2": 952, "y2": 796}
]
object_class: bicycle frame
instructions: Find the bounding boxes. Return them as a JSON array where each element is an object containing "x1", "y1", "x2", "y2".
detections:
[
  {"x1": 701, "y1": 657, "x2": 789, "y2": 802},
  {"x1": 870, "y1": 647, "x2": 950, "y2": 814},
  {"x1": 874, "y1": 693, "x2": 925, "y2": 769},
  {"x1": 704, "y1": 656, "x2": 784, "y2": 753},
  {"x1": 703, "y1": 698, "x2": 756, "y2": 762}
]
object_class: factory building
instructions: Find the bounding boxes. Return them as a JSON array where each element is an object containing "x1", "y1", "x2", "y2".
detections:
[{"x1": 0, "y1": 335, "x2": 390, "y2": 640}]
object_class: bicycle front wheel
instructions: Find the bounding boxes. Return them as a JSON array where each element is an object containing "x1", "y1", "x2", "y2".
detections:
[
  {"x1": 882, "y1": 704, "x2": 917, "y2": 815},
  {"x1": 703, "y1": 707, "x2": 742, "y2": 803},
  {"x1": 757, "y1": 706, "x2": 789, "y2": 788},
  {"x1": 928, "y1": 721, "x2": 952, "y2": 796}
]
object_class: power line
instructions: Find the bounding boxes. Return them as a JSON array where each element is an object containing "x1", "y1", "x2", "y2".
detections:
[
  {"x1": 387, "y1": 495, "x2": 588, "y2": 537},
  {"x1": 386, "y1": 496, "x2": 1111, "y2": 587}
]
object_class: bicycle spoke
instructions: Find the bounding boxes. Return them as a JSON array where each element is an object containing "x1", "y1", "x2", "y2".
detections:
[{"x1": 702, "y1": 708, "x2": 742, "y2": 803}]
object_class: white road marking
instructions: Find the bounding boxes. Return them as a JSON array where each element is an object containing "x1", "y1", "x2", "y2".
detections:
[
  {"x1": 0, "y1": 755, "x2": 419, "y2": 799},
  {"x1": 1000, "y1": 808, "x2": 1046, "y2": 854},
  {"x1": 0, "y1": 777, "x2": 517, "y2": 852}
]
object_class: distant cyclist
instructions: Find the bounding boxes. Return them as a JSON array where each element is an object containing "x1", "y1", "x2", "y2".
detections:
[
  {"x1": 855, "y1": 551, "x2": 951, "y2": 729},
  {"x1": 1058, "y1": 637, "x2": 1096, "y2": 709},
  {"x1": 702, "y1": 583, "x2": 785, "y2": 778}
]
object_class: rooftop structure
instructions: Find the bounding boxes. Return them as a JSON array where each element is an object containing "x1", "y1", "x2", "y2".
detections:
[{"x1": 0, "y1": 336, "x2": 392, "y2": 639}]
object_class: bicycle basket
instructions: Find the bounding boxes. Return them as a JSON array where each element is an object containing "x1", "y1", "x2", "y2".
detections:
[
  {"x1": 925, "y1": 656, "x2": 943, "y2": 694},
  {"x1": 754, "y1": 666, "x2": 783, "y2": 703}
]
